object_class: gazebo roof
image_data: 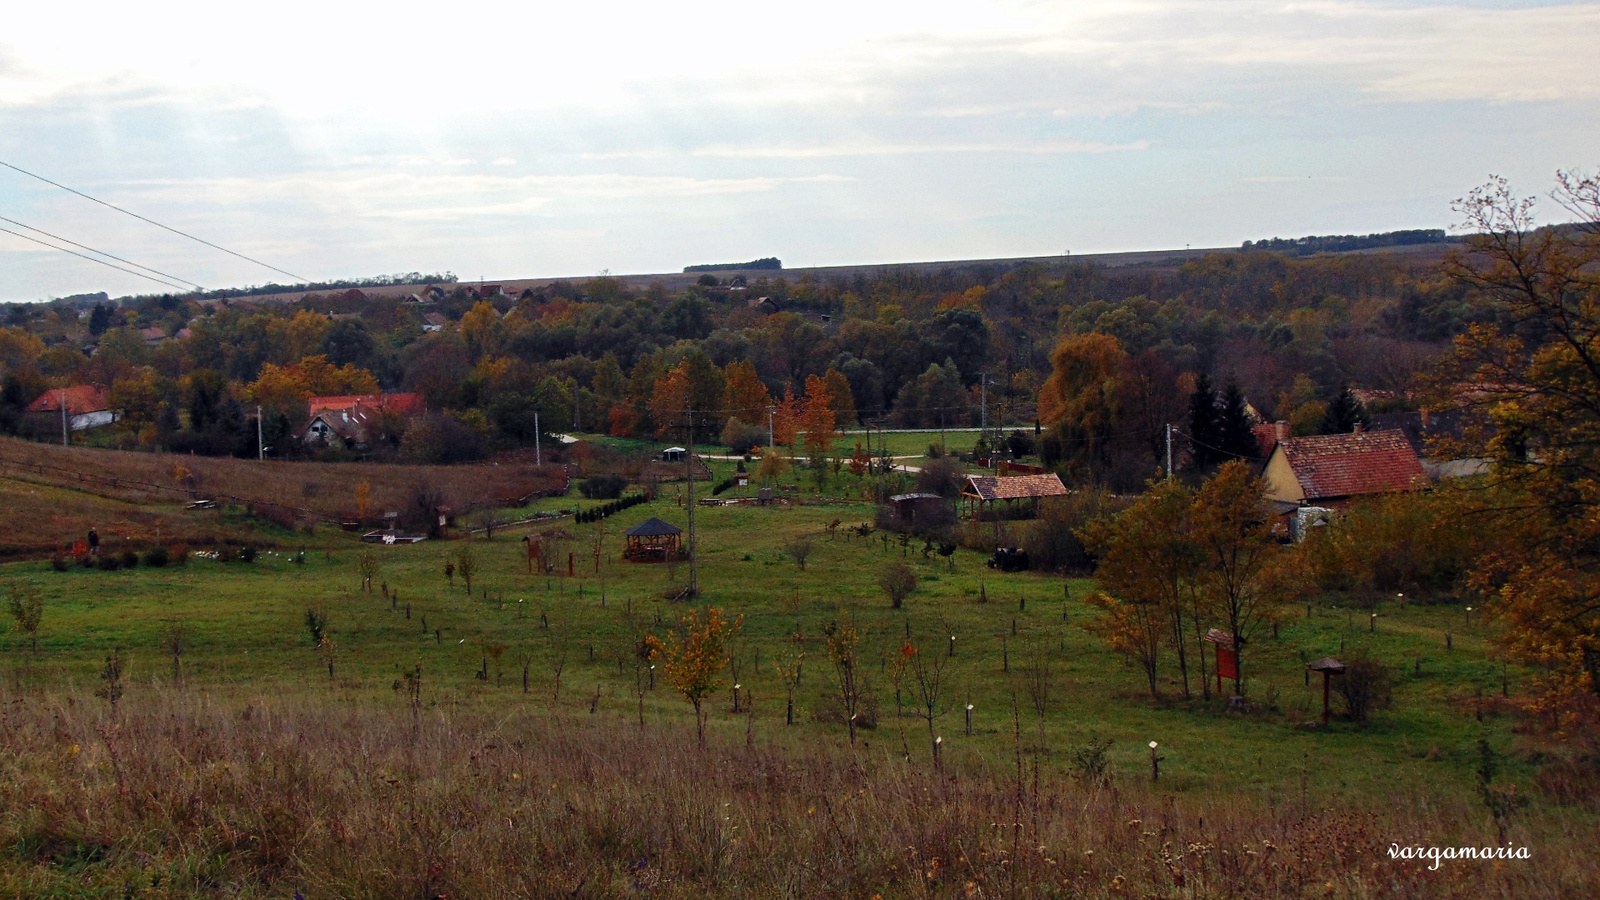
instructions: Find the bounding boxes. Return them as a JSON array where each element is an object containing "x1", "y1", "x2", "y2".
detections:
[{"x1": 626, "y1": 517, "x2": 683, "y2": 537}]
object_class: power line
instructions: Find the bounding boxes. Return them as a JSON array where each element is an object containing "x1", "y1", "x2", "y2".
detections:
[
  {"x1": 0, "y1": 225, "x2": 190, "y2": 292},
  {"x1": 0, "y1": 158, "x2": 309, "y2": 284},
  {"x1": 0, "y1": 214, "x2": 204, "y2": 290}
]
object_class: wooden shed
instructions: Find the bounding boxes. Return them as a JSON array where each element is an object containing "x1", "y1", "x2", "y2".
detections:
[{"x1": 960, "y1": 473, "x2": 1069, "y2": 518}]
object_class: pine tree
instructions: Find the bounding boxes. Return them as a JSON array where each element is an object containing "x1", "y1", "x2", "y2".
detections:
[
  {"x1": 1320, "y1": 385, "x2": 1371, "y2": 434},
  {"x1": 1187, "y1": 373, "x2": 1222, "y2": 472},
  {"x1": 1217, "y1": 380, "x2": 1261, "y2": 462}
]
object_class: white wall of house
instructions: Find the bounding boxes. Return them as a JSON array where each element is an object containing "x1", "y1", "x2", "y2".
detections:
[{"x1": 69, "y1": 410, "x2": 117, "y2": 431}]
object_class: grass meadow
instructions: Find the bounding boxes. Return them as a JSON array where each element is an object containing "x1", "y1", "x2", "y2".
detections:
[{"x1": 2, "y1": 468, "x2": 1596, "y2": 896}]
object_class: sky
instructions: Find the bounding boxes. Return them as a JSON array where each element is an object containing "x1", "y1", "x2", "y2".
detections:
[{"x1": 1, "y1": 0, "x2": 1598, "y2": 302}]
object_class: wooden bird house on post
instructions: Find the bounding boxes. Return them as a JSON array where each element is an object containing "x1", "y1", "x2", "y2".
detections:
[
  {"x1": 1203, "y1": 628, "x2": 1243, "y2": 697},
  {"x1": 1307, "y1": 657, "x2": 1346, "y2": 726}
]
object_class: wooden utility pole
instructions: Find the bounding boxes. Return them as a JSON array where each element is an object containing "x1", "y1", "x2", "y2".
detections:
[{"x1": 685, "y1": 407, "x2": 698, "y2": 598}]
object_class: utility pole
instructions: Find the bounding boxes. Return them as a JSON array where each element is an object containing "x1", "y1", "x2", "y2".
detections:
[
  {"x1": 257, "y1": 405, "x2": 264, "y2": 460},
  {"x1": 1166, "y1": 423, "x2": 1174, "y2": 480},
  {"x1": 767, "y1": 404, "x2": 775, "y2": 451},
  {"x1": 573, "y1": 384, "x2": 580, "y2": 431},
  {"x1": 978, "y1": 371, "x2": 988, "y2": 437},
  {"x1": 686, "y1": 408, "x2": 698, "y2": 598},
  {"x1": 535, "y1": 412, "x2": 541, "y2": 466},
  {"x1": 59, "y1": 389, "x2": 68, "y2": 447}
]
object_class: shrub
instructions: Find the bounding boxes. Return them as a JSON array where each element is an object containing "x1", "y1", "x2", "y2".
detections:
[
  {"x1": 1023, "y1": 487, "x2": 1128, "y2": 574},
  {"x1": 96, "y1": 553, "x2": 122, "y2": 571},
  {"x1": 50, "y1": 553, "x2": 70, "y2": 572},
  {"x1": 580, "y1": 474, "x2": 628, "y2": 500},
  {"x1": 877, "y1": 562, "x2": 917, "y2": 609},
  {"x1": 143, "y1": 546, "x2": 169, "y2": 568},
  {"x1": 721, "y1": 418, "x2": 766, "y2": 455},
  {"x1": 121, "y1": 549, "x2": 140, "y2": 569},
  {"x1": 1005, "y1": 429, "x2": 1036, "y2": 457},
  {"x1": 78, "y1": 554, "x2": 94, "y2": 568},
  {"x1": 915, "y1": 456, "x2": 965, "y2": 499},
  {"x1": 1337, "y1": 655, "x2": 1394, "y2": 722},
  {"x1": 169, "y1": 545, "x2": 190, "y2": 566},
  {"x1": 239, "y1": 544, "x2": 258, "y2": 563}
]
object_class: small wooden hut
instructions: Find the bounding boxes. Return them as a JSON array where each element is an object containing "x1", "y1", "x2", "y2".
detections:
[{"x1": 624, "y1": 517, "x2": 683, "y2": 562}]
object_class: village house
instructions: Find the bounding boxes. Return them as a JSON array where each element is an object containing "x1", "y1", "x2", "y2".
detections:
[
  {"x1": 26, "y1": 385, "x2": 118, "y2": 432},
  {"x1": 1260, "y1": 426, "x2": 1428, "y2": 508},
  {"x1": 304, "y1": 393, "x2": 425, "y2": 449}
]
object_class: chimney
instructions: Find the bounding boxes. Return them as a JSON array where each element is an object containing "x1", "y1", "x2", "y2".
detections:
[
  {"x1": 1353, "y1": 422, "x2": 1364, "y2": 435},
  {"x1": 1275, "y1": 420, "x2": 1290, "y2": 443}
]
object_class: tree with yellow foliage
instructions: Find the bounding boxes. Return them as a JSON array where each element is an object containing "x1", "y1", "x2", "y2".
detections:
[
  {"x1": 1080, "y1": 478, "x2": 1203, "y2": 699},
  {"x1": 647, "y1": 607, "x2": 742, "y2": 746},
  {"x1": 1431, "y1": 173, "x2": 1600, "y2": 713},
  {"x1": 1038, "y1": 332, "x2": 1127, "y2": 480}
]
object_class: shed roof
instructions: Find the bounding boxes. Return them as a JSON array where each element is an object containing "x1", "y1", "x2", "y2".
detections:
[
  {"x1": 962, "y1": 473, "x2": 1069, "y2": 502},
  {"x1": 626, "y1": 517, "x2": 682, "y2": 537},
  {"x1": 1273, "y1": 429, "x2": 1427, "y2": 501}
]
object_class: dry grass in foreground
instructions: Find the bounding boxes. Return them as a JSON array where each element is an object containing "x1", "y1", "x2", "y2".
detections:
[{"x1": 0, "y1": 687, "x2": 1591, "y2": 899}]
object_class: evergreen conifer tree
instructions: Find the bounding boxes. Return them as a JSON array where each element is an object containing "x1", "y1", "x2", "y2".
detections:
[
  {"x1": 1320, "y1": 385, "x2": 1371, "y2": 434},
  {"x1": 1217, "y1": 380, "x2": 1261, "y2": 462},
  {"x1": 1187, "y1": 373, "x2": 1222, "y2": 471}
]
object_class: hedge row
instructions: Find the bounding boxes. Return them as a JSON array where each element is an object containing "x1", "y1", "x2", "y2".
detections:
[{"x1": 574, "y1": 492, "x2": 649, "y2": 524}]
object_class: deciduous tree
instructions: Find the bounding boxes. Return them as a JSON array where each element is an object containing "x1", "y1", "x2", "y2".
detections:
[{"x1": 647, "y1": 606, "x2": 742, "y2": 745}]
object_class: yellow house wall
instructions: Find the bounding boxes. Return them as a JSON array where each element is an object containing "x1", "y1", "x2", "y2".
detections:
[{"x1": 1261, "y1": 448, "x2": 1306, "y2": 504}]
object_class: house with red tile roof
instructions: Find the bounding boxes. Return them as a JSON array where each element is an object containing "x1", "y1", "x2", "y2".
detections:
[
  {"x1": 1261, "y1": 427, "x2": 1428, "y2": 507},
  {"x1": 304, "y1": 394, "x2": 425, "y2": 448},
  {"x1": 26, "y1": 385, "x2": 117, "y2": 432}
]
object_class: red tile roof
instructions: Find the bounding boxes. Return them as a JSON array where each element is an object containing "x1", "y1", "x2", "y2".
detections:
[
  {"x1": 27, "y1": 385, "x2": 111, "y2": 415},
  {"x1": 1252, "y1": 423, "x2": 1280, "y2": 459},
  {"x1": 963, "y1": 473, "x2": 1070, "y2": 501},
  {"x1": 1275, "y1": 429, "x2": 1427, "y2": 501},
  {"x1": 308, "y1": 393, "x2": 424, "y2": 417}
]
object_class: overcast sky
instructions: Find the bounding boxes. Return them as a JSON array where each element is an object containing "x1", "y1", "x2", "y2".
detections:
[{"x1": 2, "y1": 0, "x2": 1598, "y2": 302}]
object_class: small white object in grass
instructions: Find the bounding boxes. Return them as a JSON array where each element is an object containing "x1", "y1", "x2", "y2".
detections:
[
  {"x1": 966, "y1": 703, "x2": 974, "y2": 711},
  {"x1": 1149, "y1": 741, "x2": 1159, "y2": 749}
]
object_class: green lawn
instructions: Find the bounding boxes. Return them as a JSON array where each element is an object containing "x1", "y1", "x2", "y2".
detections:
[{"x1": 0, "y1": 487, "x2": 1538, "y2": 816}]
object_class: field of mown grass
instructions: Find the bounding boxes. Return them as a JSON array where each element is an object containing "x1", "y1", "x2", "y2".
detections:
[{"x1": 2, "y1": 462, "x2": 1596, "y2": 896}]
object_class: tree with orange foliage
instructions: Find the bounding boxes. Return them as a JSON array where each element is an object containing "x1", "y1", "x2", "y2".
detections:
[
  {"x1": 771, "y1": 383, "x2": 801, "y2": 450},
  {"x1": 800, "y1": 374, "x2": 836, "y2": 454},
  {"x1": 649, "y1": 366, "x2": 692, "y2": 440},
  {"x1": 723, "y1": 359, "x2": 771, "y2": 422},
  {"x1": 647, "y1": 607, "x2": 743, "y2": 746}
]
